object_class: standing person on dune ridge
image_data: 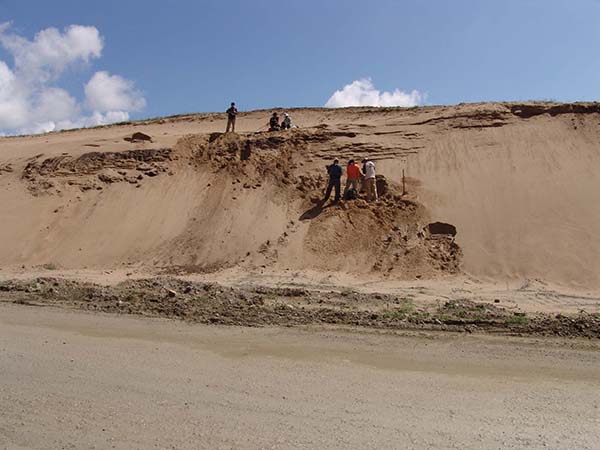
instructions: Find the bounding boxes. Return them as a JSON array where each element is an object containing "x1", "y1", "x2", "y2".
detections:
[
  {"x1": 362, "y1": 157, "x2": 378, "y2": 202},
  {"x1": 226, "y1": 102, "x2": 238, "y2": 133},
  {"x1": 323, "y1": 158, "x2": 343, "y2": 204}
]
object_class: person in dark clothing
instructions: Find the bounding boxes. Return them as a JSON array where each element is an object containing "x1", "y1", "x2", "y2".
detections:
[
  {"x1": 226, "y1": 102, "x2": 237, "y2": 133},
  {"x1": 269, "y1": 112, "x2": 280, "y2": 131},
  {"x1": 323, "y1": 158, "x2": 343, "y2": 203},
  {"x1": 241, "y1": 140, "x2": 252, "y2": 160}
]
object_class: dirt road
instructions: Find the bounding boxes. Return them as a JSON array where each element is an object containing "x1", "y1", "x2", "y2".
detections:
[{"x1": 1, "y1": 304, "x2": 599, "y2": 450}]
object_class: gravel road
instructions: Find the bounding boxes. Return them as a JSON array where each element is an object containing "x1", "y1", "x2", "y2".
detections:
[{"x1": 1, "y1": 304, "x2": 599, "y2": 449}]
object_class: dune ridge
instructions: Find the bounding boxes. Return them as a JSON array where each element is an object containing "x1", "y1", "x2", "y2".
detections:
[{"x1": 1, "y1": 102, "x2": 599, "y2": 289}]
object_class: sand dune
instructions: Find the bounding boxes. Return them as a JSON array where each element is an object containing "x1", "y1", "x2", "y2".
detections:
[{"x1": 1, "y1": 102, "x2": 599, "y2": 290}]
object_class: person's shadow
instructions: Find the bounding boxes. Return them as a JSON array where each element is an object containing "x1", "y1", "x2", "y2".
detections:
[{"x1": 299, "y1": 200, "x2": 336, "y2": 220}]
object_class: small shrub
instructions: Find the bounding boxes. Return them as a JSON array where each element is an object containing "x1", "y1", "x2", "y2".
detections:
[
  {"x1": 383, "y1": 309, "x2": 406, "y2": 320},
  {"x1": 506, "y1": 314, "x2": 529, "y2": 326}
]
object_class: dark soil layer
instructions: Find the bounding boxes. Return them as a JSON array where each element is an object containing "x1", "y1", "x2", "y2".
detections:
[{"x1": 1, "y1": 277, "x2": 598, "y2": 338}]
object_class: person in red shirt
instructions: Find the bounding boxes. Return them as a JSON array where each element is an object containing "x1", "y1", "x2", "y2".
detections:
[{"x1": 344, "y1": 159, "x2": 362, "y2": 199}]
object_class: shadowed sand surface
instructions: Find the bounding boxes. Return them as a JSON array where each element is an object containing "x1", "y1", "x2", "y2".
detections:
[{"x1": 1, "y1": 304, "x2": 599, "y2": 450}]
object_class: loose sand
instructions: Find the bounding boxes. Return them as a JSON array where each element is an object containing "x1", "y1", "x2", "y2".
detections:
[{"x1": 1, "y1": 102, "x2": 599, "y2": 316}]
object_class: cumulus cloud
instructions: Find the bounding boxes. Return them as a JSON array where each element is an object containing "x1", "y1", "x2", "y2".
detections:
[
  {"x1": 325, "y1": 78, "x2": 424, "y2": 108},
  {"x1": 0, "y1": 22, "x2": 145, "y2": 136},
  {"x1": 85, "y1": 71, "x2": 146, "y2": 112},
  {"x1": 0, "y1": 60, "x2": 28, "y2": 128},
  {"x1": 34, "y1": 87, "x2": 79, "y2": 122},
  {"x1": 0, "y1": 22, "x2": 102, "y2": 83}
]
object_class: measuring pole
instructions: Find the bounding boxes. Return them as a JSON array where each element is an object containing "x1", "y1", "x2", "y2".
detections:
[{"x1": 402, "y1": 169, "x2": 406, "y2": 195}]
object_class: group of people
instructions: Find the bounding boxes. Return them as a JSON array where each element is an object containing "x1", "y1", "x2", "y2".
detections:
[
  {"x1": 225, "y1": 102, "x2": 293, "y2": 133},
  {"x1": 225, "y1": 102, "x2": 378, "y2": 204},
  {"x1": 268, "y1": 112, "x2": 293, "y2": 131},
  {"x1": 323, "y1": 158, "x2": 378, "y2": 204}
]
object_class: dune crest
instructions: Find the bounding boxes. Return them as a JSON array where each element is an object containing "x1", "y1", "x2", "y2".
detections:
[{"x1": 1, "y1": 102, "x2": 598, "y2": 289}]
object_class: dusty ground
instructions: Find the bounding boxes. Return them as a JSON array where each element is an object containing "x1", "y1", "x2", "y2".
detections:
[{"x1": 1, "y1": 304, "x2": 599, "y2": 450}]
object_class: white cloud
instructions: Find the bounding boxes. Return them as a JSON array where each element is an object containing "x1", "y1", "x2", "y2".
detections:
[
  {"x1": 34, "y1": 87, "x2": 79, "y2": 122},
  {"x1": 0, "y1": 23, "x2": 145, "y2": 136},
  {"x1": 85, "y1": 71, "x2": 146, "y2": 112},
  {"x1": 0, "y1": 60, "x2": 28, "y2": 128},
  {"x1": 15, "y1": 111, "x2": 132, "y2": 136},
  {"x1": 325, "y1": 78, "x2": 424, "y2": 108},
  {"x1": 0, "y1": 22, "x2": 102, "y2": 83}
]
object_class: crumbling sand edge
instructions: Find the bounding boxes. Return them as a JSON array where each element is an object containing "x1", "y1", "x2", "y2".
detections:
[{"x1": 1, "y1": 277, "x2": 598, "y2": 339}]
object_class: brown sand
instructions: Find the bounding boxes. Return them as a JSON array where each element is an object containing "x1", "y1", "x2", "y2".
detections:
[{"x1": 1, "y1": 102, "x2": 599, "y2": 314}]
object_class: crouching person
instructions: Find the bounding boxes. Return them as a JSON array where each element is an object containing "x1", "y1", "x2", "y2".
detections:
[
  {"x1": 344, "y1": 159, "x2": 362, "y2": 200},
  {"x1": 269, "y1": 112, "x2": 280, "y2": 131},
  {"x1": 281, "y1": 113, "x2": 292, "y2": 129}
]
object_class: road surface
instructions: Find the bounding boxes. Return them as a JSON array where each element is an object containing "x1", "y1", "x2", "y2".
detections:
[{"x1": 1, "y1": 304, "x2": 599, "y2": 449}]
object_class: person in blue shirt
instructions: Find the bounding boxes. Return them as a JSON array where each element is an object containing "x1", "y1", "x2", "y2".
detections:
[{"x1": 323, "y1": 158, "x2": 343, "y2": 204}]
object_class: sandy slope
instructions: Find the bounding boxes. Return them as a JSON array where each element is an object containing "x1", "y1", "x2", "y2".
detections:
[{"x1": 1, "y1": 102, "x2": 599, "y2": 291}]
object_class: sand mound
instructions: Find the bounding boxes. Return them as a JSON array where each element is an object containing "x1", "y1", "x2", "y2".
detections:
[
  {"x1": 299, "y1": 192, "x2": 460, "y2": 277},
  {"x1": 0, "y1": 127, "x2": 458, "y2": 280},
  {"x1": 163, "y1": 131, "x2": 459, "y2": 279},
  {"x1": 1, "y1": 101, "x2": 599, "y2": 289}
]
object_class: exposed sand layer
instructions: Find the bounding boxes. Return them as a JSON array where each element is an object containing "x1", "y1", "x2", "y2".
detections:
[{"x1": 1, "y1": 102, "x2": 599, "y2": 299}]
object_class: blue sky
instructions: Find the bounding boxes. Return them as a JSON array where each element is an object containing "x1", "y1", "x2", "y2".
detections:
[{"x1": 1, "y1": 0, "x2": 600, "y2": 133}]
